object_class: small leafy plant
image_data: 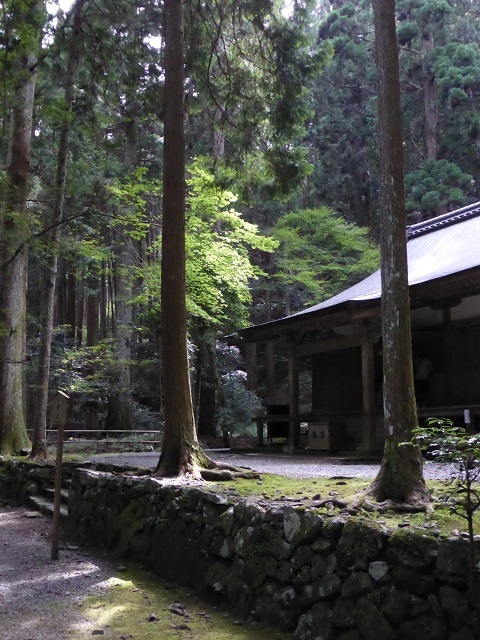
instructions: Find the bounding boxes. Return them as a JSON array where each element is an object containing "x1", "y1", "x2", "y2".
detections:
[{"x1": 411, "y1": 418, "x2": 480, "y2": 636}]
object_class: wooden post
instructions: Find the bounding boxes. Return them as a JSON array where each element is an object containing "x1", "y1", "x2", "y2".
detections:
[
  {"x1": 256, "y1": 417, "x2": 265, "y2": 447},
  {"x1": 287, "y1": 343, "x2": 299, "y2": 451},
  {"x1": 245, "y1": 342, "x2": 263, "y2": 445},
  {"x1": 266, "y1": 340, "x2": 276, "y2": 395},
  {"x1": 361, "y1": 338, "x2": 377, "y2": 454},
  {"x1": 443, "y1": 307, "x2": 453, "y2": 403},
  {"x1": 51, "y1": 420, "x2": 65, "y2": 561},
  {"x1": 245, "y1": 342, "x2": 257, "y2": 393}
]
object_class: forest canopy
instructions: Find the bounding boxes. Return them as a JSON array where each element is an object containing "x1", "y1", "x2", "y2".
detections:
[{"x1": 0, "y1": 0, "x2": 478, "y2": 454}]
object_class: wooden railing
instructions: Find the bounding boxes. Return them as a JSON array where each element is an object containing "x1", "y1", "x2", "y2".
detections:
[{"x1": 26, "y1": 429, "x2": 162, "y2": 452}]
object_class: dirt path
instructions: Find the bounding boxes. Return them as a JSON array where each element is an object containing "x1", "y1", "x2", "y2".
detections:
[{"x1": 0, "y1": 503, "x2": 289, "y2": 640}]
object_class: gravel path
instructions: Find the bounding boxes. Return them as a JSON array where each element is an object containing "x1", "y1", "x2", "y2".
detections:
[
  {"x1": 0, "y1": 504, "x2": 118, "y2": 639},
  {"x1": 86, "y1": 450, "x2": 454, "y2": 480}
]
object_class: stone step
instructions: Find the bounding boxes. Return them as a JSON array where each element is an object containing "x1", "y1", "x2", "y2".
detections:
[
  {"x1": 29, "y1": 495, "x2": 68, "y2": 520},
  {"x1": 44, "y1": 487, "x2": 69, "y2": 504}
]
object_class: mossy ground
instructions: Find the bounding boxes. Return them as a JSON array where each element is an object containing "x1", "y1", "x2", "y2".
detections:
[
  {"x1": 78, "y1": 562, "x2": 290, "y2": 640},
  {"x1": 211, "y1": 474, "x2": 480, "y2": 537}
]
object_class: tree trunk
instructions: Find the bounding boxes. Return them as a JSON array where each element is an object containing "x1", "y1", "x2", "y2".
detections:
[
  {"x1": 31, "y1": 0, "x2": 85, "y2": 459},
  {"x1": 265, "y1": 287, "x2": 276, "y2": 394},
  {"x1": 105, "y1": 98, "x2": 139, "y2": 432},
  {"x1": 105, "y1": 229, "x2": 134, "y2": 432},
  {"x1": 0, "y1": 0, "x2": 44, "y2": 455},
  {"x1": 368, "y1": 0, "x2": 427, "y2": 504},
  {"x1": 66, "y1": 269, "x2": 77, "y2": 341},
  {"x1": 85, "y1": 277, "x2": 100, "y2": 431},
  {"x1": 99, "y1": 262, "x2": 107, "y2": 340},
  {"x1": 154, "y1": 0, "x2": 210, "y2": 476},
  {"x1": 422, "y1": 30, "x2": 438, "y2": 161},
  {"x1": 75, "y1": 279, "x2": 84, "y2": 347}
]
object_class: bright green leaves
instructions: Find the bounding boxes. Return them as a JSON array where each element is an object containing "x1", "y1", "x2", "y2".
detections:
[
  {"x1": 271, "y1": 207, "x2": 379, "y2": 309},
  {"x1": 109, "y1": 168, "x2": 159, "y2": 240},
  {"x1": 135, "y1": 158, "x2": 276, "y2": 333},
  {"x1": 185, "y1": 159, "x2": 276, "y2": 330}
]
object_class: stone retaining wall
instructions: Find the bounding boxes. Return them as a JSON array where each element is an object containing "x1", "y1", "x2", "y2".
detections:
[{"x1": 1, "y1": 459, "x2": 478, "y2": 639}]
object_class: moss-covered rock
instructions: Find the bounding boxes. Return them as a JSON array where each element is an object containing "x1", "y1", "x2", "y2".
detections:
[
  {"x1": 352, "y1": 598, "x2": 395, "y2": 640},
  {"x1": 283, "y1": 507, "x2": 323, "y2": 546},
  {"x1": 387, "y1": 529, "x2": 438, "y2": 570},
  {"x1": 337, "y1": 519, "x2": 385, "y2": 571}
]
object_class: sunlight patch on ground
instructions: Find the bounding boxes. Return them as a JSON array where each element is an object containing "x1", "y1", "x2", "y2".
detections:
[{"x1": 79, "y1": 562, "x2": 291, "y2": 640}]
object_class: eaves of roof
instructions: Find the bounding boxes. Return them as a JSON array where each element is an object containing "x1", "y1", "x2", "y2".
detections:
[{"x1": 238, "y1": 201, "x2": 480, "y2": 343}]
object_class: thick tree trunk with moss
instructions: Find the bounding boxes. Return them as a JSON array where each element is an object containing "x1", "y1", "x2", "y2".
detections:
[
  {"x1": 368, "y1": 0, "x2": 427, "y2": 504},
  {"x1": 0, "y1": 250, "x2": 30, "y2": 456},
  {"x1": 0, "y1": 1, "x2": 44, "y2": 455}
]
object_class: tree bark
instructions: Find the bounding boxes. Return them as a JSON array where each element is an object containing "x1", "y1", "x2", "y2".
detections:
[
  {"x1": 85, "y1": 276, "x2": 100, "y2": 431},
  {"x1": 0, "y1": 0, "x2": 44, "y2": 455},
  {"x1": 66, "y1": 269, "x2": 77, "y2": 341},
  {"x1": 75, "y1": 279, "x2": 84, "y2": 347},
  {"x1": 106, "y1": 228, "x2": 134, "y2": 432},
  {"x1": 368, "y1": 0, "x2": 427, "y2": 504},
  {"x1": 154, "y1": 0, "x2": 210, "y2": 476},
  {"x1": 422, "y1": 30, "x2": 438, "y2": 161},
  {"x1": 105, "y1": 96, "x2": 139, "y2": 432},
  {"x1": 31, "y1": 0, "x2": 86, "y2": 459}
]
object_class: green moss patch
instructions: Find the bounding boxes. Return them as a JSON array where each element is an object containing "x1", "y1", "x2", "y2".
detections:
[
  {"x1": 213, "y1": 473, "x2": 370, "y2": 502},
  {"x1": 78, "y1": 562, "x2": 290, "y2": 640},
  {"x1": 209, "y1": 475, "x2": 479, "y2": 537}
]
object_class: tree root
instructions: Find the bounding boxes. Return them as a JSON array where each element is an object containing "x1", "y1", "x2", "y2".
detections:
[
  {"x1": 311, "y1": 498, "x2": 350, "y2": 510},
  {"x1": 351, "y1": 494, "x2": 433, "y2": 513},
  {"x1": 200, "y1": 467, "x2": 260, "y2": 481},
  {"x1": 150, "y1": 454, "x2": 261, "y2": 481}
]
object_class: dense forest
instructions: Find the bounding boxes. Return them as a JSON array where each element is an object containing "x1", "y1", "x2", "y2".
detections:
[{"x1": 1, "y1": 0, "x2": 479, "y2": 456}]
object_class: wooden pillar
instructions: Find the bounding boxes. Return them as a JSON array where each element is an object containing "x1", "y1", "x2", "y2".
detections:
[
  {"x1": 266, "y1": 340, "x2": 276, "y2": 395},
  {"x1": 360, "y1": 338, "x2": 376, "y2": 454},
  {"x1": 245, "y1": 342, "x2": 257, "y2": 392},
  {"x1": 265, "y1": 288, "x2": 276, "y2": 395},
  {"x1": 287, "y1": 343, "x2": 299, "y2": 451},
  {"x1": 443, "y1": 307, "x2": 453, "y2": 403},
  {"x1": 245, "y1": 342, "x2": 263, "y2": 445}
]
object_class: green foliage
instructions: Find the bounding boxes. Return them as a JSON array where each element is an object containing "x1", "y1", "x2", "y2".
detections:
[
  {"x1": 409, "y1": 417, "x2": 480, "y2": 626},
  {"x1": 309, "y1": 1, "x2": 377, "y2": 222},
  {"x1": 136, "y1": 158, "x2": 276, "y2": 332},
  {"x1": 411, "y1": 418, "x2": 480, "y2": 474},
  {"x1": 108, "y1": 168, "x2": 158, "y2": 240},
  {"x1": 436, "y1": 43, "x2": 480, "y2": 98},
  {"x1": 271, "y1": 207, "x2": 379, "y2": 310},
  {"x1": 185, "y1": 0, "x2": 332, "y2": 197},
  {"x1": 186, "y1": 160, "x2": 276, "y2": 329},
  {"x1": 405, "y1": 159, "x2": 473, "y2": 215},
  {"x1": 216, "y1": 343, "x2": 261, "y2": 435}
]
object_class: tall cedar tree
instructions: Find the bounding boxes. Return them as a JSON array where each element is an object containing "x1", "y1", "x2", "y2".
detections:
[
  {"x1": 154, "y1": 0, "x2": 255, "y2": 479},
  {"x1": 31, "y1": 0, "x2": 87, "y2": 460},
  {"x1": 367, "y1": 0, "x2": 427, "y2": 504},
  {"x1": 154, "y1": 0, "x2": 218, "y2": 476},
  {"x1": 0, "y1": 0, "x2": 44, "y2": 455}
]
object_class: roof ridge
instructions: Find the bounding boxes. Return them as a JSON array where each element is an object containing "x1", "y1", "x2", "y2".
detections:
[{"x1": 407, "y1": 201, "x2": 480, "y2": 238}]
